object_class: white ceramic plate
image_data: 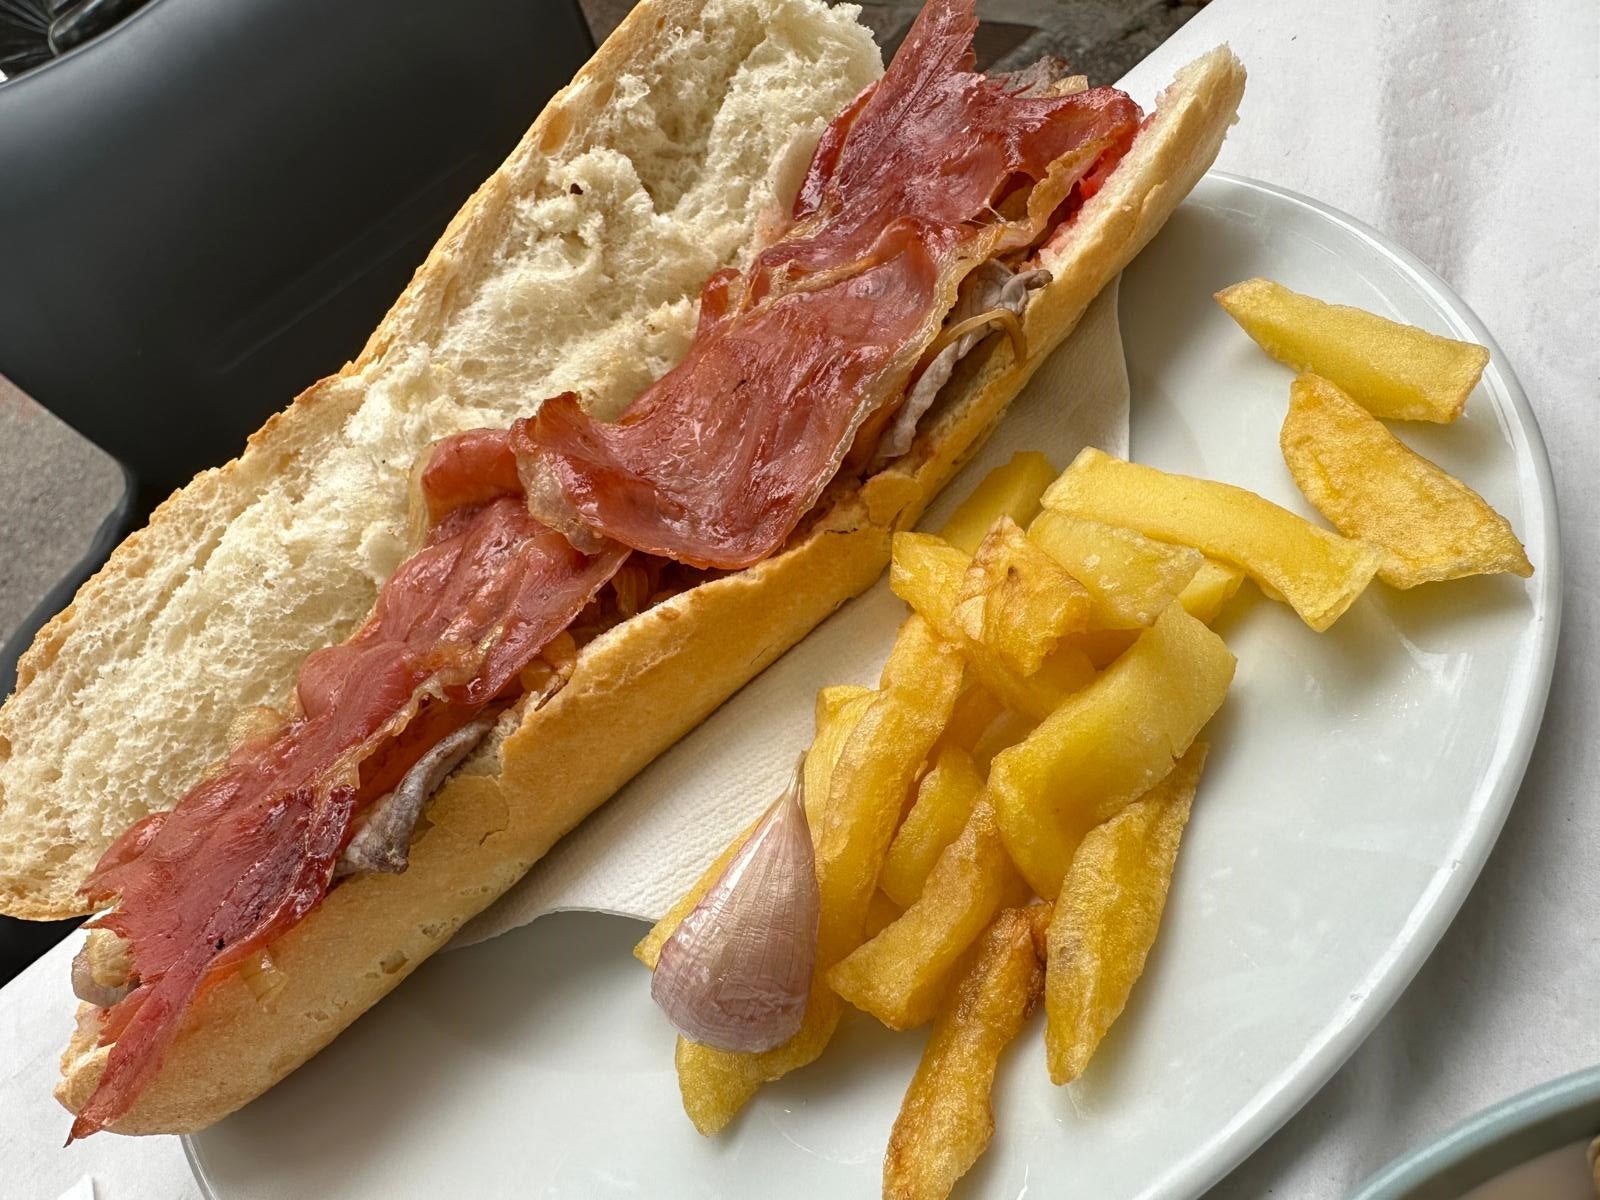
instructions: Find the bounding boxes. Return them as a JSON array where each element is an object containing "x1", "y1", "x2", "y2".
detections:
[{"x1": 185, "y1": 175, "x2": 1560, "y2": 1200}]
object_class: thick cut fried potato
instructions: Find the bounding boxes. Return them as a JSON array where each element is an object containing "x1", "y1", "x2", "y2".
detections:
[
  {"x1": 936, "y1": 685, "x2": 1005, "y2": 757},
  {"x1": 1046, "y1": 744, "x2": 1205, "y2": 1084},
  {"x1": 675, "y1": 615, "x2": 964, "y2": 1132},
  {"x1": 1025, "y1": 901, "x2": 1053, "y2": 960},
  {"x1": 1044, "y1": 448, "x2": 1381, "y2": 631},
  {"x1": 1281, "y1": 374, "x2": 1532, "y2": 587},
  {"x1": 882, "y1": 907, "x2": 1043, "y2": 1200},
  {"x1": 953, "y1": 517, "x2": 1090, "y2": 675},
  {"x1": 1068, "y1": 557, "x2": 1246, "y2": 667},
  {"x1": 816, "y1": 616, "x2": 965, "y2": 939},
  {"x1": 1178, "y1": 558, "x2": 1246, "y2": 624},
  {"x1": 892, "y1": 532, "x2": 970, "y2": 626},
  {"x1": 881, "y1": 747, "x2": 985, "y2": 908},
  {"x1": 991, "y1": 604, "x2": 1233, "y2": 897},
  {"x1": 892, "y1": 532, "x2": 1094, "y2": 719},
  {"x1": 968, "y1": 708, "x2": 1036, "y2": 773},
  {"x1": 1065, "y1": 628, "x2": 1138, "y2": 669},
  {"x1": 866, "y1": 890, "x2": 904, "y2": 939},
  {"x1": 1028, "y1": 509, "x2": 1202, "y2": 628},
  {"x1": 937, "y1": 451, "x2": 1059, "y2": 554},
  {"x1": 830, "y1": 801, "x2": 1030, "y2": 1029},
  {"x1": 806, "y1": 685, "x2": 879, "y2": 826},
  {"x1": 1216, "y1": 277, "x2": 1489, "y2": 423}
]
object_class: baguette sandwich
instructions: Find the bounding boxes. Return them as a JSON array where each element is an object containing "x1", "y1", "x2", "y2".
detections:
[{"x1": 0, "y1": 0, "x2": 1244, "y2": 1137}]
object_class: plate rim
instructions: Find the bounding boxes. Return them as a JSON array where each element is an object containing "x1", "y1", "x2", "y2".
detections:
[
  {"x1": 1159, "y1": 171, "x2": 1564, "y2": 1199},
  {"x1": 184, "y1": 172, "x2": 1565, "y2": 1200}
]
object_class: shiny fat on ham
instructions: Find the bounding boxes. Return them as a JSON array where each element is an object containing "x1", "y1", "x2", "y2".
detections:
[{"x1": 516, "y1": 0, "x2": 1141, "y2": 569}]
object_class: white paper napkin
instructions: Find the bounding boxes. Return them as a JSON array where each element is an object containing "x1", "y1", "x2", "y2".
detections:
[{"x1": 451, "y1": 277, "x2": 1129, "y2": 946}]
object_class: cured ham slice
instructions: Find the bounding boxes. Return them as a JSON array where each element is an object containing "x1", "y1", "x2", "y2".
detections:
[
  {"x1": 71, "y1": 478, "x2": 625, "y2": 1138},
  {"x1": 517, "y1": 0, "x2": 1141, "y2": 569}
]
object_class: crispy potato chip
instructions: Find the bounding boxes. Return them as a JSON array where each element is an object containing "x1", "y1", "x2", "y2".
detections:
[
  {"x1": 830, "y1": 801, "x2": 1030, "y2": 1029},
  {"x1": 1044, "y1": 448, "x2": 1381, "y2": 631},
  {"x1": 952, "y1": 517, "x2": 1091, "y2": 675},
  {"x1": 881, "y1": 747, "x2": 986, "y2": 908},
  {"x1": 892, "y1": 532, "x2": 1094, "y2": 719},
  {"x1": 675, "y1": 615, "x2": 964, "y2": 1132},
  {"x1": 991, "y1": 604, "x2": 1233, "y2": 897},
  {"x1": 1046, "y1": 744, "x2": 1205, "y2": 1084},
  {"x1": 882, "y1": 907, "x2": 1043, "y2": 1200},
  {"x1": 1028, "y1": 509, "x2": 1202, "y2": 628},
  {"x1": 1178, "y1": 558, "x2": 1247, "y2": 623},
  {"x1": 1216, "y1": 277, "x2": 1489, "y2": 422},
  {"x1": 937, "y1": 451, "x2": 1059, "y2": 554},
  {"x1": 1281, "y1": 374, "x2": 1532, "y2": 587}
]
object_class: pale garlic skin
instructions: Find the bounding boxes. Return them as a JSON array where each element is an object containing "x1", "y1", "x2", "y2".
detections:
[{"x1": 651, "y1": 757, "x2": 819, "y2": 1053}]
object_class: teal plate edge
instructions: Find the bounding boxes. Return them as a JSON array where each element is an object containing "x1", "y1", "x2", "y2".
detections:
[{"x1": 1349, "y1": 1065, "x2": 1600, "y2": 1199}]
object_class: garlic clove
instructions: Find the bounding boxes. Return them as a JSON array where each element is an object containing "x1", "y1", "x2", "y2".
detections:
[{"x1": 650, "y1": 755, "x2": 820, "y2": 1053}]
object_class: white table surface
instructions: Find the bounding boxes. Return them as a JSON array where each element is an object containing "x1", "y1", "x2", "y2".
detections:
[{"x1": 3, "y1": 1, "x2": 1596, "y2": 1197}]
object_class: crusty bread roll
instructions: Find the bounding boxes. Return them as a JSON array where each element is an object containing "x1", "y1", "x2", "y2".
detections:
[{"x1": 0, "y1": 0, "x2": 1243, "y2": 1133}]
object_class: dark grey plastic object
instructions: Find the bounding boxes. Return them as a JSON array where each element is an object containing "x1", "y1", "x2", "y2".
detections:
[{"x1": 0, "y1": 0, "x2": 592, "y2": 509}]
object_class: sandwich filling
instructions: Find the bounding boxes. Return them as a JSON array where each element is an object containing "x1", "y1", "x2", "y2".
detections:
[{"x1": 67, "y1": 0, "x2": 1142, "y2": 1138}]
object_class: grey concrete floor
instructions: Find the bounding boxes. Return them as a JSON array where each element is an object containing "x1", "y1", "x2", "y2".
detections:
[
  {"x1": 580, "y1": 0, "x2": 1209, "y2": 83},
  {"x1": 0, "y1": 378, "x2": 122, "y2": 658}
]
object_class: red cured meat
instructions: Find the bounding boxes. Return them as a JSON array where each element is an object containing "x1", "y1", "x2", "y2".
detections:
[
  {"x1": 72, "y1": 489, "x2": 625, "y2": 1138},
  {"x1": 517, "y1": 0, "x2": 1140, "y2": 569}
]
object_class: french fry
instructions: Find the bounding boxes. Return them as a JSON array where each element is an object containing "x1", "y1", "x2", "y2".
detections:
[
  {"x1": 892, "y1": 532, "x2": 1094, "y2": 719},
  {"x1": 806, "y1": 685, "x2": 879, "y2": 826},
  {"x1": 1178, "y1": 558, "x2": 1246, "y2": 624},
  {"x1": 1216, "y1": 277, "x2": 1489, "y2": 422},
  {"x1": 1281, "y1": 374, "x2": 1532, "y2": 587},
  {"x1": 1046, "y1": 744, "x2": 1205, "y2": 1084},
  {"x1": 953, "y1": 517, "x2": 1090, "y2": 675},
  {"x1": 1043, "y1": 448, "x2": 1381, "y2": 631},
  {"x1": 967, "y1": 708, "x2": 1036, "y2": 773},
  {"x1": 866, "y1": 890, "x2": 904, "y2": 939},
  {"x1": 675, "y1": 615, "x2": 964, "y2": 1133},
  {"x1": 935, "y1": 684, "x2": 1005, "y2": 757},
  {"x1": 1068, "y1": 557, "x2": 1246, "y2": 667},
  {"x1": 880, "y1": 747, "x2": 985, "y2": 908},
  {"x1": 1028, "y1": 509, "x2": 1202, "y2": 628},
  {"x1": 882, "y1": 907, "x2": 1043, "y2": 1200},
  {"x1": 1025, "y1": 901, "x2": 1053, "y2": 960},
  {"x1": 830, "y1": 801, "x2": 1030, "y2": 1029},
  {"x1": 891, "y1": 533, "x2": 970, "y2": 627},
  {"x1": 937, "y1": 451, "x2": 1059, "y2": 554},
  {"x1": 816, "y1": 616, "x2": 965, "y2": 940},
  {"x1": 991, "y1": 604, "x2": 1233, "y2": 897}
]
